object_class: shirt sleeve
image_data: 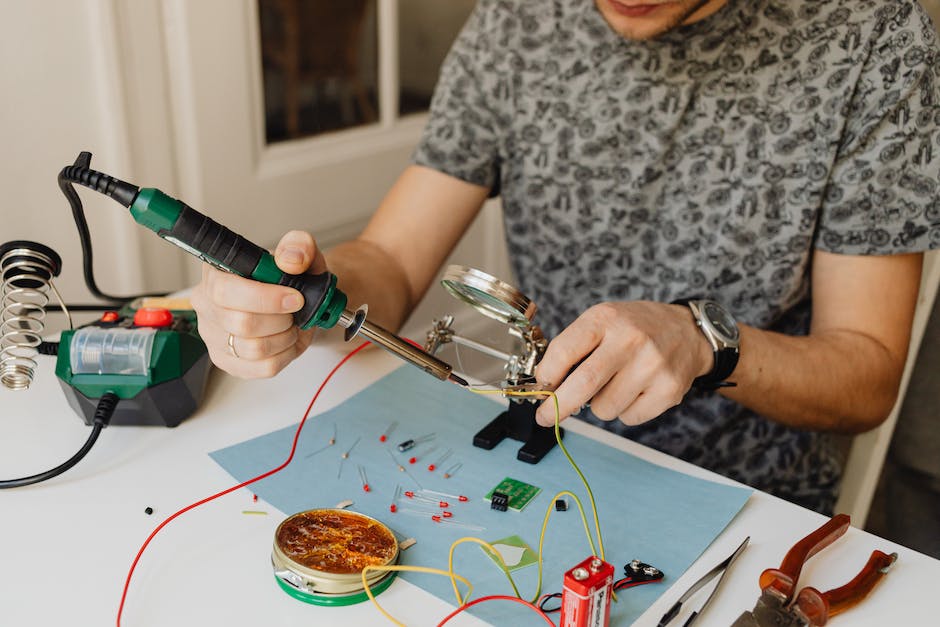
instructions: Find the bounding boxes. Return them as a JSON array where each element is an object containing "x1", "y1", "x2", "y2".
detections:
[
  {"x1": 411, "y1": 0, "x2": 503, "y2": 192},
  {"x1": 817, "y1": 1, "x2": 940, "y2": 255}
]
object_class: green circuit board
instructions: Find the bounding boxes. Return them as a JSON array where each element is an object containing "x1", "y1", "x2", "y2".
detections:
[{"x1": 484, "y1": 477, "x2": 542, "y2": 512}]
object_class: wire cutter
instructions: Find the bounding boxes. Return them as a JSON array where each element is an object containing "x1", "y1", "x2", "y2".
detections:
[{"x1": 732, "y1": 514, "x2": 897, "y2": 627}]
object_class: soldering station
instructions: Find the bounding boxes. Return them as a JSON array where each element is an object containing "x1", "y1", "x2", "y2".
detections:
[{"x1": 1, "y1": 152, "x2": 899, "y2": 627}]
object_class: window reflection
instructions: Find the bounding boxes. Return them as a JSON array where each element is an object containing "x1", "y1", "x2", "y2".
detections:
[
  {"x1": 398, "y1": 0, "x2": 476, "y2": 116},
  {"x1": 257, "y1": 0, "x2": 475, "y2": 143},
  {"x1": 259, "y1": 0, "x2": 378, "y2": 143}
]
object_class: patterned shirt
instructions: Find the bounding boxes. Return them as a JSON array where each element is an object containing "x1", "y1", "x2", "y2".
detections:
[{"x1": 413, "y1": 0, "x2": 940, "y2": 513}]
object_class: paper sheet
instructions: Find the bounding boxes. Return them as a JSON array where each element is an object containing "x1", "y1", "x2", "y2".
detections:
[{"x1": 210, "y1": 365, "x2": 751, "y2": 625}]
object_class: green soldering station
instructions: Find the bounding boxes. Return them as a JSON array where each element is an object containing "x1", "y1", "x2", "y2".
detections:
[{"x1": 0, "y1": 151, "x2": 462, "y2": 489}]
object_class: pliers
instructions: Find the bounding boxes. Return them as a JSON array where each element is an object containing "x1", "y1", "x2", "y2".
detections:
[{"x1": 732, "y1": 514, "x2": 897, "y2": 627}]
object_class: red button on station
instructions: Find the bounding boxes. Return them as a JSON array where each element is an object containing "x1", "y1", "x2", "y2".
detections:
[
  {"x1": 100, "y1": 311, "x2": 119, "y2": 323},
  {"x1": 133, "y1": 307, "x2": 173, "y2": 328}
]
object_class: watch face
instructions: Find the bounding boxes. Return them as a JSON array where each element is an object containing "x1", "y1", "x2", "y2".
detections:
[{"x1": 702, "y1": 301, "x2": 739, "y2": 342}]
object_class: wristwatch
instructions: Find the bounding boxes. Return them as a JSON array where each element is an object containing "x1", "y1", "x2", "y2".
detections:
[{"x1": 674, "y1": 299, "x2": 740, "y2": 390}]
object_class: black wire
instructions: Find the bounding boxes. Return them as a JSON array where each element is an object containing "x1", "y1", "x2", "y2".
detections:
[
  {"x1": 538, "y1": 593, "x2": 563, "y2": 613},
  {"x1": 58, "y1": 151, "x2": 166, "y2": 304},
  {"x1": 0, "y1": 392, "x2": 118, "y2": 489}
]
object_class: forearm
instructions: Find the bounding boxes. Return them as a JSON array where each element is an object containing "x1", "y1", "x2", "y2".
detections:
[
  {"x1": 325, "y1": 239, "x2": 415, "y2": 331},
  {"x1": 324, "y1": 165, "x2": 490, "y2": 332},
  {"x1": 723, "y1": 325, "x2": 908, "y2": 434}
]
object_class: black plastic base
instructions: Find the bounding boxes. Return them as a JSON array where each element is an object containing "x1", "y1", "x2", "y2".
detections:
[
  {"x1": 473, "y1": 399, "x2": 563, "y2": 464},
  {"x1": 59, "y1": 353, "x2": 211, "y2": 428}
]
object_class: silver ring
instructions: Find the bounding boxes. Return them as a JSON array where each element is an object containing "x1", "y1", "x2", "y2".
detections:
[{"x1": 227, "y1": 333, "x2": 240, "y2": 359}]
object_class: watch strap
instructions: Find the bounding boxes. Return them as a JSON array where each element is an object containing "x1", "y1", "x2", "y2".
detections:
[{"x1": 672, "y1": 298, "x2": 739, "y2": 391}]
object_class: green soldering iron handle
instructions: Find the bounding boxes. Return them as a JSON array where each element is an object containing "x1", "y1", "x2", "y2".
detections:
[{"x1": 129, "y1": 188, "x2": 347, "y2": 330}]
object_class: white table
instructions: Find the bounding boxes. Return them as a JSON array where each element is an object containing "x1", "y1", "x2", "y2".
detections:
[{"x1": 2, "y1": 336, "x2": 936, "y2": 626}]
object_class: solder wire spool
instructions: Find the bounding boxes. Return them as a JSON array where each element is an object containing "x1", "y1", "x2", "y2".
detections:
[{"x1": 271, "y1": 508, "x2": 399, "y2": 606}]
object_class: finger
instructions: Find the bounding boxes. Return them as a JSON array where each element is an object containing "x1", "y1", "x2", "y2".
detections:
[
  {"x1": 587, "y1": 362, "x2": 650, "y2": 421},
  {"x1": 206, "y1": 334, "x2": 303, "y2": 379},
  {"x1": 616, "y1": 379, "x2": 684, "y2": 427},
  {"x1": 205, "y1": 265, "x2": 304, "y2": 314},
  {"x1": 534, "y1": 316, "x2": 602, "y2": 389},
  {"x1": 213, "y1": 306, "x2": 295, "y2": 339},
  {"x1": 274, "y1": 230, "x2": 327, "y2": 275},
  {"x1": 535, "y1": 351, "x2": 618, "y2": 426},
  {"x1": 204, "y1": 324, "x2": 300, "y2": 362}
]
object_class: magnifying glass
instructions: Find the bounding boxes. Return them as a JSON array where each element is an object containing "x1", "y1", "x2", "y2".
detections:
[{"x1": 440, "y1": 266, "x2": 537, "y2": 328}]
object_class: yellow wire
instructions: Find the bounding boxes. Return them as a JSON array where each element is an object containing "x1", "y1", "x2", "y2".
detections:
[
  {"x1": 469, "y1": 388, "x2": 607, "y2": 560},
  {"x1": 447, "y1": 537, "x2": 522, "y2": 603},
  {"x1": 361, "y1": 564, "x2": 474, "y2": 627},
  {"x1": 363, "y1": 386, "x2": 613, "y2": 625},
  {"x1": 529, "y1": 490, "x2": 595, "y2": 603}
]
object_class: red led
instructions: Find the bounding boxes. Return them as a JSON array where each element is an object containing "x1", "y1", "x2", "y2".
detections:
[
  {"x1": 439, "y1": 501, "x2": 449, "y2": 508},
  {"x1": 458, "y1": 495, "x2": 468, "y2": 502},
  {"x1": 427, "y1": 464, "x2": 436, "y2": 472},
  {"x1": 432, "y1": 515, "x2": 442, "y2": 523},
  {"x1": 252, "y1": 494, "x2": 258, "y2": 502},
  {"x1": 363, "y1": 484, "x2": 371, "y2": 492},
  {"x1": 409, "y1": 457, "x2": 417, "y2": 464},
  {"x1": 390, "y1": 504, "x2": 397, "y2": 513},
  {"x1": 100, "y1": 311, "x2": 119, "y2": 323},
  {"x1": 404, "y1": 491, "x2": 415, "y2": 498},
  {"x1": 442, "y1": 511, "x2": 453, "y2": 518},
  {"x1": 380, "y1": 435, "x2": 387, "y2": 442}
]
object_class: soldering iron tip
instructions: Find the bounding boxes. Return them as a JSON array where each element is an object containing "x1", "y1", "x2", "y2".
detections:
[{"x1": 448, "y1": 373, "x2": 469, "y2": 387}]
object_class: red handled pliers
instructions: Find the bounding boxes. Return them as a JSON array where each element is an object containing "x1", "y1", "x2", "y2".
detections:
[{"x1": 732, "y1": 514, "x2": 897, "y2": 627}]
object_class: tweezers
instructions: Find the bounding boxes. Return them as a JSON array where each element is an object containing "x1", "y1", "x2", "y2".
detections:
[{"x1": 658, "y1": 535, "x2": 750, "y2": 626}]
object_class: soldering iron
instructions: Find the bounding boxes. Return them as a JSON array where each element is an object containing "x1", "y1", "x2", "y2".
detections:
[{"x1": 58, "y1": 152, "x2": 467, "y2": 387}]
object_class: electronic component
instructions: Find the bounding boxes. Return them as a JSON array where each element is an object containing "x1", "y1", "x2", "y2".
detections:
[
  {"x1": 379, "y1": 421, "x2": 398, "y2": 442},
  {"x1": 555, "y1": 498, "x2": 568, "y2": 512},
  {"x1": 397, "y1": 432, "x2": 435, "y2": 452},
  {"x1": 490, "y1": 491, "x2": 509, "y2": 511},
  {"x1": 561, "y1": 556, "x2": 614, "y2": 627},
  {"x1": 443, "y1": 462, "x2": 463, "y2": 479},
  {"x1": 484, "y1": 477, "x2": 541, "y2": 512}
]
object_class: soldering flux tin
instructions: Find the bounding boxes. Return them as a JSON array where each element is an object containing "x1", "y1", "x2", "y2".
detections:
[{"x1": 271, "y1": 508, "x2": 399, "y2": 606}]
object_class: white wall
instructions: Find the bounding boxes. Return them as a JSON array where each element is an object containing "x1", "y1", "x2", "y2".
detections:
[{"x1": 0, "y1": 0, "x2": 188, "y2": 309}]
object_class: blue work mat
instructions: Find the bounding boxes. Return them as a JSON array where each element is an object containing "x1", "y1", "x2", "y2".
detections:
[{"x1": 210, "y1": 365, "x2": 751, "y2": 625}]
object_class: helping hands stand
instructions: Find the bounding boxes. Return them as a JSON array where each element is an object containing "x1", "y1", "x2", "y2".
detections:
[{"x1": 424, "y1": 266, "x2": 562, "y2": 464}]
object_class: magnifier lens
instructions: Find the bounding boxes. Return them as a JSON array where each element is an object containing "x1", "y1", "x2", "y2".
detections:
[{"x1": 440, "y1": 266, "x2": 535, "y2": 327}]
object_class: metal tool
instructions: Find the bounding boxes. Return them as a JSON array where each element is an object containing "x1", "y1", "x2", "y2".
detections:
[
  {"x1": 732, "y1": 515, "x2": 897, "y2": 627},
  {"x1": 659, "y1": 536, "x2": 749, "y2": 626},
  {"x1": 58, "y1": 152, "x2": 466, "y2": 387},
  {"x1": 425, "y1": 265, "x2": 563, "y2": 464},
  {"x1": 0, "y1": 241, "x2": 70, "y2": 390}
]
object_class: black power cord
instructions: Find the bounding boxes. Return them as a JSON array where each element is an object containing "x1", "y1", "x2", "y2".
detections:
[
  {"x1": 57, "y1": 151, "x2": 166, "y2": 305},
  {"x1": 0, "y1": 392, "x2": 119, "y2": 489}
]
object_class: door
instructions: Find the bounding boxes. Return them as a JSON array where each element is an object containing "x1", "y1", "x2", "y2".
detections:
[{"x1": 153, "y1": 0, "x2": 481, "y2": 286}]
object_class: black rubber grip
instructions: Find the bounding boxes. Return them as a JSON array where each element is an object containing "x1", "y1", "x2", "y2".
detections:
[
  {"x1": 165, "y1": 204, "x2": 265, "y2": 277},
  {"x1": 278, "y1": 272, "x2": 333, "y2": 328}
]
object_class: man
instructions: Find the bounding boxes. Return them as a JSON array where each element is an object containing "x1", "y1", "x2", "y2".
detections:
[{"x1": 191, "y1": 0, "x2": 940, "y2": 514}]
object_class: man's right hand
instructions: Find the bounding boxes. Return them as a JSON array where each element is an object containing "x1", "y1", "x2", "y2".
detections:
[{"x1": 189, "y1": 230, "x2": 325, "y2": 378}]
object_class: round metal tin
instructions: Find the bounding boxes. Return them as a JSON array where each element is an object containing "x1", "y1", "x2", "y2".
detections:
[{"x1": 271, "y1": 508, "x2": 399, "y2": 606}]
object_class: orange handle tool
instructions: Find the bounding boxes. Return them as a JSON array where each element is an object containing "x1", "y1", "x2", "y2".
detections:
[
  {"x1": 758, "y1": 514, "x2": 851, "y2": 601},
  {"x1": 792, "y1": 550, "x2": 898, "y2": 626}
]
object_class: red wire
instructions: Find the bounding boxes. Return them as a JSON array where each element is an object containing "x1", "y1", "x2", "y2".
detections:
[
  {"x1": 115, "y1": 342, "x2": 371, "y2": 626},
  {"x1": 437, "y1": 595, "x2": 556, "y2": 626}
]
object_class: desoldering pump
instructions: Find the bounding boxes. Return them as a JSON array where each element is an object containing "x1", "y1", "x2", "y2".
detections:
[{"x1": 58, "y1": 152, "x2": 466, "y2": 386}]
